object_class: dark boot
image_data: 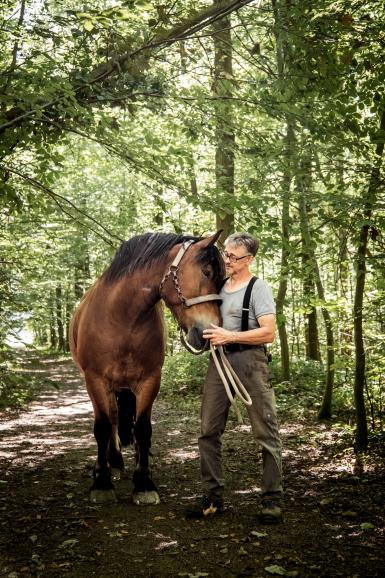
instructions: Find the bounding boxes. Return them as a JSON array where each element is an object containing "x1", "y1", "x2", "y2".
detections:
[
  {"x1": 259, "y1": 494, "x2": 283, "y2": 524},
  {"x1": 185, "y1": 494, "x2": 224, "y2": 519}
]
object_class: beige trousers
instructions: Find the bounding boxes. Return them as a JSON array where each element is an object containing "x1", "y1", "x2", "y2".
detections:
[{"x1": 198, "y1": 348, "x2": 282, "y2": 498}]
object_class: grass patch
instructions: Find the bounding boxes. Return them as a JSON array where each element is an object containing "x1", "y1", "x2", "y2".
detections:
[{"x1": 0, "y1": 348, "x2": 60, "y2": 409}]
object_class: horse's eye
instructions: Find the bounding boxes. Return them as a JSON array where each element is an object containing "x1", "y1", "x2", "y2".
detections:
[{"x1": 203, "y1": 268, "x2": 211, "y2": 278}]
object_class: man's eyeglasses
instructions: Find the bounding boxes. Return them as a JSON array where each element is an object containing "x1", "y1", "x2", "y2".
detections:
[{"x1": 222, "y1": 251, "x2": 252, "y2": 263}]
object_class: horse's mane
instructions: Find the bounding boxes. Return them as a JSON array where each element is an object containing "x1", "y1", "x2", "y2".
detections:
[{"x1": 103, "y1": 232, "x2": 224, "y2": 290}]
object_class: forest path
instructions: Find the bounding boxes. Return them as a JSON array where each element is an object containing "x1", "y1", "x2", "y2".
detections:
[{"x1": 0, "y1": 354, "x2": 383, "y2": 578}]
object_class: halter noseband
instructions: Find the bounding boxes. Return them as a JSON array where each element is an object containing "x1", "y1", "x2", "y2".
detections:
[{"x1": 159, "y1": 240, "x2": 222, "y2": 308}]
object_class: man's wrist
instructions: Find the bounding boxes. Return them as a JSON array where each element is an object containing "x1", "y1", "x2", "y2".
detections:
[{"x1": 231, "y1": 331, "x2": 237, "y2": 343}]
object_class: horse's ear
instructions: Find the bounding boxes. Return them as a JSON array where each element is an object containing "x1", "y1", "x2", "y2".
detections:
[{"x1": 200, "y1": 230, "x2": 223, "y2": 247}]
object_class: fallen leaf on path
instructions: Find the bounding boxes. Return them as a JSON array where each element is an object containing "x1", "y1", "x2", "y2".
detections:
[
  {"x1": 360, "y1": 522, "x2": 374, "y2": 531},
  {"x1": 265, "y1": 564, "x2": 287, "y2": 575},
  {"x1": 341, "y1": 511, "x2": 358, "y2": 517},
  {"x1": 59, "y1": 539, "x2": 78, "y2": 549},
  {"x1": 250, "y1": 530, "x2": 267, "y2": 538},
  {"x1": 178, "y1": 573, "x2": 209, "y2": 578}
]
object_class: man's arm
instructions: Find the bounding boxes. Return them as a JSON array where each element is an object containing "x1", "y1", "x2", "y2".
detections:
[{"x1": 203, "y1": 314, "x2": 276, "y2": 346}]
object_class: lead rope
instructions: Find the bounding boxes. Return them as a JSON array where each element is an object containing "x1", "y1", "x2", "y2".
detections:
[
  {"x1": 210, "y1": 343, "x2": 252, "y2": 424},
  {"x1": 179, "y1": 331, "x2": 252, "y2": 423}
]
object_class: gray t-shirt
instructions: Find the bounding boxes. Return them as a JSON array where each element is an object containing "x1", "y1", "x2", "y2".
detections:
[{"x1": 220, "y1": 278, "x2": 276, "y2": 332}]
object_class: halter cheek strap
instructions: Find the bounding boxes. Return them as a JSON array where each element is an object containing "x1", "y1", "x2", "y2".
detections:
[
  {"x1": 170, "y1": 240, "x2": 194, "y2": 269},
  {"x1": 160, "y1": 239, "x2": 222, "y2": 308}
]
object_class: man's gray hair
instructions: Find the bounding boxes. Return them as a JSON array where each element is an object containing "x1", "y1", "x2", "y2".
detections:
[{"x1": 225, "y1": 232, "x2": 259, "y2": 256}]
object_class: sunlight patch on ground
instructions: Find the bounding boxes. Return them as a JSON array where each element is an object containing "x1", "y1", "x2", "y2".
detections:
[
  {"x1": 0, "y1": 383, "x2": 94, "y2": 469},
  {"x1": 233, "y1": 485, "x2": 261, "y2": 495},
  {"x1": 164, "y1": 445, "x2": 199, "y2": 463},
  {"x1": 155, "y1": 538, "x2": 178, "y2": 551},
  {"x1": 227, "y1": 424, "x2": 252, "y2": 433},
  {"x1": 147, "y1": 531, "x2": 179, "y2": 551}
]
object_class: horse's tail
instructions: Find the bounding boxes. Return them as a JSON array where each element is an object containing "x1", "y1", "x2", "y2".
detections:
[{"x1": 117, "y1": 389, "x2": 136, "y2": 446}]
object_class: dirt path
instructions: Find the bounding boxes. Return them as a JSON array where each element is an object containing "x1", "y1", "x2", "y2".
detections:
[{"x1": 0, "y1": 355, "x2": 384, "y2": 578}]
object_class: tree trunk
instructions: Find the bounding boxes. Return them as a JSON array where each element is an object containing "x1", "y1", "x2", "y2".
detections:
[
  {"x1": 275, "y1": 122, "x2": 293, "y2": 381},
  {"x1": 303, "y1": 269, "x2": 321, "y2": 362},
  {"x1": 272, "y1": 0, "x2": 295, "y2": 380},
  {"x1": 64, "y1": 288, "x2": 72, "y2": 353},
  {"x1": 299, "y1": 152, "x2": 321, "y2": 362},
  {"x1": 337, "y1": 227, "x2": 353, "y2": 357},
  {"x1": 49, "y1": 290, "x2": 57, "y2": 350},
  {"x1": 212, "y1": 0, "x2": 234, "y2": 240},
  {"x1": 296, "y1": 154, "x2": 335, "y2": 419},
  {"x1": 353, "y1": 110, "x2": 385, "y2": 451},
  {"x1": 56, "y1": 286, "x2": 65, "y2": 352}
]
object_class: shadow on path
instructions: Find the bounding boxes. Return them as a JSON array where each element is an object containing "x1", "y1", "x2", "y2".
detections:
[{"x1": 0, "y1": 355, "x2": 384, "y2": 577}]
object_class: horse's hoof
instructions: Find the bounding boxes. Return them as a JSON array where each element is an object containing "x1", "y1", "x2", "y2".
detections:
[
  {"x1": 90, "y1": 489, "x2": 117, "y2": 504},
  {"x1": 111, "y1": 468, "x2": 122, "y2": 481},
  {"x1": 133, "y1": 491, "x2": 160, "y2": 506}
]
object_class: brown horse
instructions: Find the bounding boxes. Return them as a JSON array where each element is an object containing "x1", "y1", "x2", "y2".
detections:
[{"x1": 70, "y1": 231, "x2": 224, "y2": 505}]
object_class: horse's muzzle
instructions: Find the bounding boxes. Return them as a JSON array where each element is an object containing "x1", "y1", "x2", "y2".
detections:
[{"x1": 186, "y1": 326, "x2": 210, "y2": 352}]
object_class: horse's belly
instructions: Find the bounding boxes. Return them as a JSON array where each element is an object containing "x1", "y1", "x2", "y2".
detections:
[{"x1": 102, "y1": 348, "x2": 163, "y2": 393}]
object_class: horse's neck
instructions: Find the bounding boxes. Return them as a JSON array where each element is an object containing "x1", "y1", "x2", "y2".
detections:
[{"x1": 122, "y1": 259, "x2": 170, "y2": 311}]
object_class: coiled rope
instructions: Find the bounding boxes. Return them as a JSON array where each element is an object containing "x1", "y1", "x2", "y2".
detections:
[
  {"x1": 179, "y1": 330, "x2": 253, "y2": 423},
  {"x1": 210, "y1": 343, "x2": 252, "y2": 423}
]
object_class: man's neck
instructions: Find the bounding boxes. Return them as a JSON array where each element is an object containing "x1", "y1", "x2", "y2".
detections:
[{"x1": 227, "y1": 270, "x2": 253, "y2": 288}]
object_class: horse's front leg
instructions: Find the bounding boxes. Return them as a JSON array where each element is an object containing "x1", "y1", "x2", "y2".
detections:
[
  {"x1": 132, "y1": 378, "x2": 160, "y2": 506},
  {"x1": 85, "y1": 372, "x2": 117, "y2": 503}
]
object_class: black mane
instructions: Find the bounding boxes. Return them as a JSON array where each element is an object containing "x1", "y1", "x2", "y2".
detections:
[{"x1": 103, "y1": 232, "x2": 224, "y2": 290}]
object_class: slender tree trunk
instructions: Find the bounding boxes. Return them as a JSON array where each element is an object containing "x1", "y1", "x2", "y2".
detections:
[
  {"x1": 303, "y1": 267, "x2": 321, "y2": 361},
  {"x1": 337, "y1": 228, "x2": 353, "y2": 357},
  {"x1": 74, "y1": 253, "x2": 90, "y2": 300},
  {"x1": 275, "y1": 122, "x2": 293, "y2": 380},
  {"x1": 353, "y1": 110, "x2": 385, "y2": 451},
  {"x1": 56, "y1": 286, "x2": 65, "y2": 351},
  {"x1": 272, "y1": 0, "x2": 295, "y2": 380},
  {"x1": 212, "y1": 0, "x2": 234, "y2": 239},
  {"x1": 299, "y1": 152, "x2": 321, "y2": 362},
  {"x1": 49, "y1": 290, "x2": 57, "y2": 349},
  {"x1": 296, "y1": 158, "x2": 335, "y2": 419},
  {"x1": 65, "y1": 288, "x2": 72, "y2": 353}
]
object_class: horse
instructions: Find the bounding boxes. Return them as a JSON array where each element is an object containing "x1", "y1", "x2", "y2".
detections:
[{"x1": 70, "y1": 231, "x2": 224, "y2": 505}]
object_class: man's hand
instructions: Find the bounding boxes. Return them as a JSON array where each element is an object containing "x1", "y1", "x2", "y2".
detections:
[{"x1": 203, "y1": 324, "x2": 234, "y2": 346}]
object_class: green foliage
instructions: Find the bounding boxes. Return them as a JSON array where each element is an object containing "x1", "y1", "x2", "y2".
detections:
[
  {"x1": 0, "y1": 350, "x2": 58, "y2": 408},
  {"x1": 0, "y1": 0, "x2": 384, "y2": 438},
  {"x1": 161, "y1": 349, "x2": 209, "y2": 399}
]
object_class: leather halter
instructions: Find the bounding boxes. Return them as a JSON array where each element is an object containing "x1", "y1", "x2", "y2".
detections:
[{"x1": 159, "y1": 240, "x2": 222, "y2": 308}]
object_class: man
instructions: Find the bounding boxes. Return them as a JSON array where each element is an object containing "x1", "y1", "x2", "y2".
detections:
[{"x1": 187, "y1": 232, "x2": 283, "y2": 524}]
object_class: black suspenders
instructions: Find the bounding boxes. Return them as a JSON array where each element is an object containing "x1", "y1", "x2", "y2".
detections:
[
  {"x1": 241, "y1": 276, "x2": 272, "y2": 362},
  {"x1": 241, "y1": 276, "x2": 257, "y2": 332}
]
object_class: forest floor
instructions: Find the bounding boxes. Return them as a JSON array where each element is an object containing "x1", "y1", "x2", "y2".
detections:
[{"x1": 0, "y1": 353, "x2": 384, "y2": 578}]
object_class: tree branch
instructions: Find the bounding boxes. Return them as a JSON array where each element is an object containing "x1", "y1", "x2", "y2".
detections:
[
  {"x1": 0, "y1": 0, "x2": 256, "y2": 134},
  {"x1": 1, "y1": 164, "x2": 122, "y2": 246}
]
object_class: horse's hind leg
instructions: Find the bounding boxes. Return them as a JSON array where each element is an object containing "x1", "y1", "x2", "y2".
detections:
[
  {"x1": 85, "y1": 372, "x2": 117, "y2": 503},
  {"x1": 132, "y1": 378, "x2": 161, "y2": 506},
  {"x1": 117, "y1": 389, "x2": 136, "y2": 447}
]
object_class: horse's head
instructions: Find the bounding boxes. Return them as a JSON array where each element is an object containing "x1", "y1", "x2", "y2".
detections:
[{"x1": 160, "y1": 231, "x2": 225, "y2": 353}]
